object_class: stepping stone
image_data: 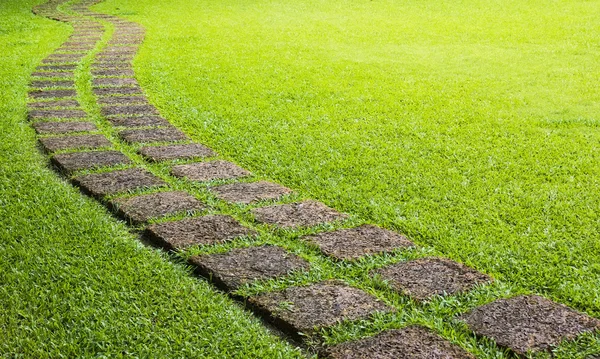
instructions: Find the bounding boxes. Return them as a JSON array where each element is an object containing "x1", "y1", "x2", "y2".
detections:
[
  {"x1": 29, "y1": 89, "x2": 77, "y2": 99},
  {"x1": 31, "y1": 72, "x2": 74, "y2": 78},
  {"x1": 189, "y1": 245, "x2": 310, "y2": 291},
  {"x1": 36, "y1": 65, "x2": 77, "y2": 71},
  {"x1": 73, "y1": 168, "x2": 165, "y2": 198},
  {"x1": 96, "y1": 54, "x2": 135, "y2": 61},
  {"x1": 93, "y1": 78, "x2": 138, "y2": 87},
  {"x1": 101, "y1": 104, "x2": 158, "y2": 116},
  {"x1": 374, "y1": 258, "x2": 491, "y2": 301},
  {"x1": 171, "y1": 160, "x2": 250, "y2": 182},
  {"x1": 252, "y1": 201, "x2": 347, "y2": 228},
  {"x1": 247, "y1": 281, "x2": 392, "y2": 337},
  {"x1": 51, "y1": 150, "x2": 131, "y2": 174},
  {"x1": 93, "y1": 86, "x2": 142, "y2": 96},
  {"x1": 302, "y1": 225, "x2": 414, "y2": 260},
  {"x1": 92, "y1": 63, "x2": 133, "y2": 70},
  {"x1": 323, "y1": 326, "x2": 475, "y2": 359},
  {"x1": 145, "y1": 214, "x2": 255, "y2": 250},
  {"x1": 460, "y1": 295, "x2": 600, "y2": 356},
  {"x1": 43, "y1": 54, "x2": 85, "y2": 60},
  {"x1": 106, "y1": 115, "x2": 169, "y2": 128},
  {"x1": 98, "y1": 96, "x2": 147, "y2": 105},
  {"x1": 28, "y1": 99, "x2": 80, "y2": 109},
  {"x1": 28, "y1": 109, "x2": 86, "y2": 120},
  {"x1": 119, "y1": 127, "x2": 187, "y2": 144},
  {"x1": 111, "y1": 191, "x2": 205, "y2": 224},
  {"x1": 38, "y1": 134, "x2": 111, "y2": 152},
  {"x1": 92, "y1": 69, "x2": 135, "y2": 77},
  {"x1": 32, "y1": 121, "x2": 96, "y2": 134},
  {"x1": 210, "y1": 181, "x2": 292, "y2": 204},
  {"x1": 30, "y1": 80, "x2": 75, "y2": 89},
  {"x1": 139, "y1": 143, "x2": 216, "y2": 162}
]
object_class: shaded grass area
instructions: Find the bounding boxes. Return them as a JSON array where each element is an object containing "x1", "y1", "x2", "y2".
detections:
[
  {"x1": 91, "y1": 0, "x2": 600, "y2": 322},
  {"x1": 0, "y1": 1, "x2": 304, "y2": 357}
]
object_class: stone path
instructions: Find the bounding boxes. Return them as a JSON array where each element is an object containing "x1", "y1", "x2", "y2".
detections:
[{"x1": 29, "y1": 1, "x2": 600, "y2": 358}]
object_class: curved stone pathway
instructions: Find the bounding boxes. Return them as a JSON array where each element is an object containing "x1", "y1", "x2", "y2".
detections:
[{"x1": 29, "y1": 1, "x2": 600, "y2": 358}]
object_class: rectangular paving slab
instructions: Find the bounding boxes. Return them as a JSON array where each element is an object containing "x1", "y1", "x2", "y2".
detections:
[
  {"x1": 374, "y1": 258, "x2": 491, "y2": 301},
  {"x1": 93, "y1": 86, "x2": 142, "y2": 96},
  {"x1": 73, "y1": 168, "x2": 166, "y2": 198},
  {"x1": 323, "y1": 326, "x2": 475, "y2": 359},
  {"x1": 38, "y1": 134, "x2": 111, "y2": 153},
  {"x1": 302, "y1": 225, "x2": 414, "y2": 261},
  {"x1": 106, "y1": 115, "x2": 170, "y2": 128},
  {"x1": 28, "y1": 109, "x2": 87, "y2": 120},
  {"x1": 51, "y1": 151, "x2": 131, "y2": 174},
  {"x1": 92, "y1": 69, "x2": 135, "y2": 77},
  {"x1": 93, "y1": 78, "x2": 138, "y2": 87},
  {"x1": 97, "y1": 95, "x2": 148, "y2": 105},
  {"x1": 210, "y1": 181, "x2": 292, "y2": 204},
  {"x1": 460, "y1": 295, "x2": 600, "y2": 356},
  {"x1": 30, "y1": 80, "x2": 75, "y2": 89},
  {"x1": 189, "y1": 246, "x2": 310, "y2": 291},
  {"x1": 119, "y1": 127, "x2": 188, "y2": 144},
  {"x1": 252, "y1": 200, "x2": 347, "y2": 228},
  {"x1": 101, "y1": 104, "x2": 158, "y2": 116},
  {"x1": 32, "y1": 121, "x2": 97, "y2": 134},
  {"x1": 171, "y1": 160, "x2": 251, "y2": 182},
  {"x1": 247, "y1": 281, "x2": 393, "y2": 338},
  {"x1": 36, "y1": 65, "x2": 77, "y2": 71},
  {"x1": 110, "y1": 191, "x2": 205, "y2": 224},
  {"x1": 139, "y1": 143, "x2": 216, "y2": 162},
  {"x1": 31, "y1": 72, "x2": 75, "y2": 78},
  {"x1": 145, "y1": 214, "x2": 255, "y2": 250},
  {"x1": 28, "y1": 99, "x2": 80, "y2": 109},
  {"x1": 29, "y1": 89, "x2": 77, "y2": 99}
]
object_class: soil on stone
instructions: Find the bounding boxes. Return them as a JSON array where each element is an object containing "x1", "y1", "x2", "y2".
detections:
[
  {"x1": 145, "y1": 214, "x2": 255, "y2": 250},
  {"x1": 93, "y1": 78, "x2": 138, "y2": 87},
  {"x1": 374, "y1": 258, "x2": 491, "y2": 301},
  {"x1": 29, "y1": 89, "x2": 77, "y2": 99},
  {"x1": 92, "y1": 69, "x2": 135, "y2": 77},
  {"x1": 111, "y1": 191, "x2": 205, "y2": 224},
  {"x1": 460, "y1": 295, "x2": 600, "y2": 356},
  {"x1": 39, "y1": 134, "x2": 111, "y2": 152},
  {"x1": 106, "y1": 115, "x2": 169, "y2": 128},
  {"x1": 189, "y1": 246, "x2": 310, "y2": 291},
  {"x1": 31, "y1": 72, "x2": 75, "y2": 78},
  {"x1": 28, "y1": 99, "x2": 80, "y2": 109},
  {"x1": 97, "y1": 95, "x2": 148, "y2": 105},
  {"x1": 28, "y1": 109, "x2": 86, "y2": 120},
  {"x1": 33, "y1": 121, "x2": 96, "y2": 134},
  {"x1": 73, "y1": 168, "x2": 166, "y2": 198},
  {"x1": 36, "y1": 65, "x2": 77, "y2": 71},
  {"x1": 252, "y1": 201, "x2": 347, "y2": 228},
  {"x1": 302, "y1": 225, "x2": 414, "y2": 260},
  {"x1": 51, "y1": 151, "x2": 131, "y2": 174},
  {"x1": 139, "y1": 143, "x2": 216, "y2": 162},
  {"x1": 93, "y1": 86, "x2": 142, "y2": 96},
  {"x1": 171, "y1": 160, "x2": 251, "y2": 182},
  {"x1": 92, "y1": 63, "x2": 133, "y2": 70},
  {"x1": 30, "y1": 80, "x2": 75, "y2": 89},
  {"x1": 210, "y1": 181, "x2": 292, "y2": 204},
  {"x1": 101, "y1": 104, "x2": 158, "y2": 116},
  {"x1": 119, "y1": 127, "x2": 187, "y2": 144},
  {"x1": 247, "y1": 281, "x2": 393, "y2": 338},
  {"x1": 323, "y1": 326, "x2": 475, "y2": 359}
]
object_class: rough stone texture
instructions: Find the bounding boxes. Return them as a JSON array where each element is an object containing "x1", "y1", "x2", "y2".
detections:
[
  {"x1": 73, "y1": 168, "x2": 166, "y2": 198},
  {"x1": 29, "y1": 89, "x2": 77, "y2": 99},
  {"x1": 93, "y1": 86, "x2": 142, "y2": 96},
  {"x1": 460, "y1": 295, "x2": 600, "y2": 356},
  {"x1": 101, "y1": 104, "x2": 158, "y2": 116},
  {"x1": 375, "y1": 258, "x2": 491, "y2": 301},
  {"x1": 39, "y1": 134, "x2": 111, "y2": 152},
  {"x1": 111, "y1": 191, "x2": 205, "y2": 224},
  {"x1": 106, "y1": 115, "x2": 170, "y2": 128},
  {"x1": 30, "y1": 80, "x2": 75, "y2": 89},
  {"x1": 252, "y1": 201, "x2": 347, "y2": 228},
  {"x1": 302, "y1": 225, "x2": 414, "y2": 260},
  {"x1": 139, "y1": 143, "x2": 216, "y2": 162},
  {"x1": 28, "y1": 99, "x2": 80, "y2": 109},
  {"x1": 32, "y1": 121, "x2": 96, "y2": 134},
  {"x1": 171, "y1": 160, "x2": 250, "y2": 182},
  {"x1": 51, "y1": 150, "x2": 131, "y2": 174},
  {"x1": 145, "y1": 215, "x2": 255, "y2": 250},
  {"x1": 93, "y1": 78, "x2": 138, "y2": 87},
  {"x1": 210, "y1": 181, "x2": 292, "y2": 204},
  {"x1": 189, "y1": 246, "x2": 310, "y2": 291},
  {"x1": 31, "y1": 72, "x2": 75, "y2": 78},
  {"x1": 98, "y1": 95, "x2": 148, "y2": 105},
  {"x1": 92, "y1": 63, "x2": 132, "y2": 70},
  {"x1": 92, "y1": 69, "x2": 135, "y2": 77},
  {"x1": 323, "y1": 326, "x2": 475, "y2": 359},
  {"x1": 119, "y1": 127, "x2": 187, "y2": 144},
  {"x1": 36, "y1": 65, "x2": 77, "y2": 72},
  {"x1": 248, "y1": 281, "x2": 393, "y2": 337},
  {"x1": 28, "y1": 109, "x2": 86, "y2": 120}
]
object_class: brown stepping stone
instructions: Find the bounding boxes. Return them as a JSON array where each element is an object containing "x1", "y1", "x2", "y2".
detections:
[
  {"x1": 73, "y1": 168, "x2": 165, "y2": 198},
  {"x1": 145, "y1": 214, "x2": 255, "y2": 250},
  {"x1": 101, "y1": 47, "x2": 137, "y2": 54},
  {"x1": 247, "y1": 281, "x2": 393, "y2": 337},
  {"x1": 460, "y1": 295, "x2": 600, "y2": 356},
  {"x1": 302, "y1": 225, "x2": 414, "y2": 260},
  {"x1": 93, "y1": 78, "x2": 138, "y2": 87},
  {"x1": 38, "y1": 134, "x2": 111, "y2": 152},
  {"x1": 31, "y1": 72, "x2": 74, "y2": 78},
  {"x1": 171, "y1": 160, "x2": 250, "y2": 182},
  {"x1": 111, "y1": 191, "x2": 205, "y2": 224},
  {"x1": 93, "y1": 86, "x2": 142, "y2": 96},
  {"x1": 28, "y1": 109, "x2": 86, "y2": 120},
  {"x1": 119, "y1": 127, "x2": 187, "y2": 144},
  {"x1": 28, "y1": 99, "x2": 80, "y2": 109},
  {"x1": 43, "y1": 54, "x2": 85, "y2": 60},
  {"x1": 29, "y1": 89, "x2": 77, "y2": 99},
  {"x1": 106, "y1": 115, "x2": 169, "y2": 128},
  {"x1": 92, "y1": 69, "x2": 135, "y2": 77},
  {"x1": 139, "y1": 143, "x2": 216, "y2": 162},
  {"x1": 98, "y1": 96, "x2": 147, "y2": 105},
  {"x1": 374, "y1": 258, "x2": 491, "y2": 301},
  {"x1": 210, "y1": 181, "x2": 292, "y2": 204},
  {"x1": 30, "y1": 80, "x2": 74, "y2": 89},
  {"x1": 189, "y1": 246, "x2": 310, "y2": 291},
  {"x1": 32, "y1": 121, "x2": 96, "y2": 134},
  {"x1": 92, "y1": 63, "x2": 132, "y2": 70},
  {"x1": 36, "y1": 65, "x2": 77, "y2": 71},
  {"x1": 51, "y1": 151, "x2": 131, "y2": 174},
  {"x1": 323, "y1": 326, "x2": 475, "y2": 359},
  {"x1": 252, "y1": 200, "x2": 347, "y2": 228},
  {"x1": 101, "y1": 104, "x2": 158, "y2": 116}
]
